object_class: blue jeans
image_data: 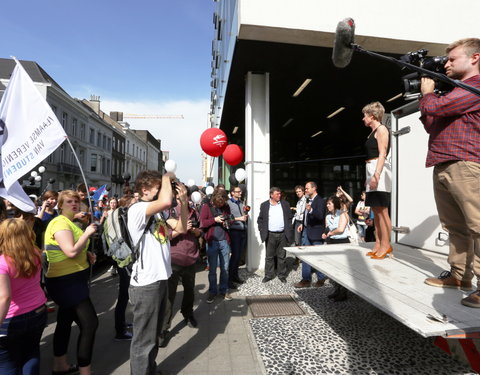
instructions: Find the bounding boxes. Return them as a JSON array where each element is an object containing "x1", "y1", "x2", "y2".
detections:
[
  {"x1": 207, "y1": 240, "x2": 230, "y2": 294},
  {"x1": 0, "y1": 305, "x2": 47, "y2": 375},
  {"x1": 301, "y1": 230, "x2": 326, "y2": 281}
]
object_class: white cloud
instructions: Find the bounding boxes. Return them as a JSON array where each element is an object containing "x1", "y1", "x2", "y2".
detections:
[{"x1": 101, "y1": 98, "x2": 210, "y2": 185}]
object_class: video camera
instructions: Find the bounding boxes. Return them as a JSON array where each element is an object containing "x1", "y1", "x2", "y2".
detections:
[{"x1": 400, "y1": 49, "x2": 451, "y2": 98}]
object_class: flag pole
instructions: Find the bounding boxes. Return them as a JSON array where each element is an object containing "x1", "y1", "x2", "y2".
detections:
[
  {"x1": 65, "y1": 136, "x2": 96, "y2": 288},
  {"x1": 65, "y1": 136, "x2": 94, "y2": 216}
]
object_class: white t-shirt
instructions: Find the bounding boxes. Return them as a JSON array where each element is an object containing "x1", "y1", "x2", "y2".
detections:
[{"x1": 127, "y1": 201, "x2": 171, "y2": 287}]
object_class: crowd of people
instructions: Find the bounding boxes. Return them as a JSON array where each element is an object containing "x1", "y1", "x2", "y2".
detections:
[
  {"x1": 0, "y1": 103, "x2": 401, "y2": 374},
  {"x1": 0, "y1": 36, "x2": 478, "y2": 375}
]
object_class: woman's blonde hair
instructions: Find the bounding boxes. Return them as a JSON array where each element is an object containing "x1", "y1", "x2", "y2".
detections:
[
  {"x1": 0, "y1": 219, "x2": 41, "y2": 278},
  {"x1": 362, "y1": 101, "x2": 385, "y2": 123},
  {"x1": 57, "y1": 190, "x2": 81, "y2": 211}
]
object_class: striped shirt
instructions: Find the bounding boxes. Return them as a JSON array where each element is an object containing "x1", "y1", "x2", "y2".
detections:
[{"x1": 419, "y1": 75, "x2": 480, "y2": 167}]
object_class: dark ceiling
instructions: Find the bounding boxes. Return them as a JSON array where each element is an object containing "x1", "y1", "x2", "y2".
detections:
[{"x1": 219, "y1": 39, "x2": 411, "y2": 165}]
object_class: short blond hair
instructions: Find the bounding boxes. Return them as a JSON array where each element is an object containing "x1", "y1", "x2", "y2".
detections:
[
  {"x1": 57, "y1": 190, "x2": 81, "y2": 211},
  {"x1": 362, "y1": 101, "x2": 385, "y2": 123},
  {"x1": 446, "y1": 38, "x2": 480, "y2": 60}
]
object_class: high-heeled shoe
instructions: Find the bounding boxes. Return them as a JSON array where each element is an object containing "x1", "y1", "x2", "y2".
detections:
[
  {"x1": 365, "y1": 250, "x2": 377, "y2": 256},
  {"x1": 370, "y1": 246, "x2": 393, "y2": 260}
]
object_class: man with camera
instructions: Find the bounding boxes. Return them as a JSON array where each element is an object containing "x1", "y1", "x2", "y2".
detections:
[
  {"x1": 420, "y1": 38, "x2": 480, "y2": 308},
  {"x1": 160, "y1": 189, "x2": 202, "y2": 345},
  {"x1": 127, "y1": 170, "x2": 188, "y2": 374}
]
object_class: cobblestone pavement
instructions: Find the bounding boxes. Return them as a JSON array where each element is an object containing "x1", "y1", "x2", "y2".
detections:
[{"x1": 39, "y1": 259, "x2": 476, "y2": 375}]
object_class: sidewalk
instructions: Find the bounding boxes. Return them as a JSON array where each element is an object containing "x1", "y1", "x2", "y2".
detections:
[
  {"x1": 39, "y1": 263, "x2": 265, "y2": 375},
  {"x1": 39, "y1": 260, "x2": 476, "y2": 374}
]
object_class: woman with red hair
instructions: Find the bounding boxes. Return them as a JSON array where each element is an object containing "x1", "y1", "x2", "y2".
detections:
[{"x1": 0, "y1": 218, "x2": 47, "y2": 374}]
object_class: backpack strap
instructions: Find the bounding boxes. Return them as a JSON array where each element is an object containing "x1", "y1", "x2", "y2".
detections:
[{"x1": 132, "y1": 214, "x2": 155, "y2": 283}]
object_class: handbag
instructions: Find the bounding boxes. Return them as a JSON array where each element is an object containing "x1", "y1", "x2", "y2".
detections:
[{"x1": 347, "y1": 216, "x2": 359, "y2": 245}]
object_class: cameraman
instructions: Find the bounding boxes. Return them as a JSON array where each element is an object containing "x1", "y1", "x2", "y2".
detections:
[
  {"x1": 160, "y1": 189, "x2": 202, "y2": 341},
  {"x1": 200, "y1": 189, "x2": 233, "y2": 303},
  {"x1": 420, "y1": 38, "x2": 480, "y2": 308}
]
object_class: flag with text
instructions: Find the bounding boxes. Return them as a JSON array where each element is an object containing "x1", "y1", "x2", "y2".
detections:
[{"x1": 0, "y1": 59, "x2": 67, "y2": 190}]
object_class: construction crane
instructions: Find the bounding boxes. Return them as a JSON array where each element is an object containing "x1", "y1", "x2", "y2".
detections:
[{"x1": 123, "y1": 114, "x2": 184, "y2": 119}]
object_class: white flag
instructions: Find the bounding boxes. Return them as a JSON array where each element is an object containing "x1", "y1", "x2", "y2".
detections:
[{"x1": 0, "y1": 58, "x2": 67, "y2": 190}]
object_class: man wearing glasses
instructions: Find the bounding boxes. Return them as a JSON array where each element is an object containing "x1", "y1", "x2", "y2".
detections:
[{"x1": 227, "y1": 186, "x2": 248, "y2": 288}]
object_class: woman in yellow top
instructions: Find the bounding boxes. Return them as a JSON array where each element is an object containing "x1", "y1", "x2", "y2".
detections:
[{"x1": 44, "y1": 190, "x2": 98, "y2": 375}]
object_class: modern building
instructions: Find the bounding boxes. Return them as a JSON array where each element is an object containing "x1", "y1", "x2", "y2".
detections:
[{"x1": 210, "y1": 0, "x2": 480, "y2": 271}]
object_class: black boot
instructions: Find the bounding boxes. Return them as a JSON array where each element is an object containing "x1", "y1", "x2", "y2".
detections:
[
  {"x1": 333, "y1": 286, "x2": 348, "y2": 302},
  {"x1": 328, "y1": 285, "x2": 341, "y2": 299}
]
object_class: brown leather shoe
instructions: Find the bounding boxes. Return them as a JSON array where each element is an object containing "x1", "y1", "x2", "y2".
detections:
[
  {"x1": 313, "y1": 279, "x2": 326, "y2": 288},
  {"x1": 461, "y1": 290, "x2": 480, "y2": 308},
  {"x1": 424, "y1": 271, "x2": 472, "y2": 290},
  {"x1": 293, "y1": 279, "x2": 311, "y2": 288}
]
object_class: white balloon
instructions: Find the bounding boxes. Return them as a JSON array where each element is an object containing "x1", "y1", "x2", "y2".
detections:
[
  {"x1": 187, "y1": 179, "x2": 195, "y2": 187},
  {"x1": 191, "y1": 191, "x2": 202, "y2": 204},
  {"x1": 235, "y1": 168, "x2": 247, "y2": 182},
  {"x1": 30, "y1": 171, "x2": 38, "y2": 177},
  {"x1": 164, "y1": 160, "x2": 177, "y2": 173},
  {"x1": 35, "y1": 176, "x2": 42, "y2": 182},
  {"x1": 205, "y1": 186, "x2": 214, "y2": 195},
  {"x1": 38, "y1": 166, "x2": 46, "y2": 173}
]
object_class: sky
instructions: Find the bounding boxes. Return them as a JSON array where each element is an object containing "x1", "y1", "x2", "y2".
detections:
[{"x1": 1, "y1": 0, "x2": 215, "y2": 184}]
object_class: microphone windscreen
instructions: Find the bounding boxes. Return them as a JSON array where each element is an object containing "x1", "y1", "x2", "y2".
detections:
[{"x1": 332, "y1": 18, "x2": 355, "y2": 68}]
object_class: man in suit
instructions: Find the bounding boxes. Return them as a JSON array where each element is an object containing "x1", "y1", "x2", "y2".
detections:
[
  {"x1": 257, "y1": 187, "x2": 293, "y2": 283},
  {"x1": 294, "y1": 181, "x2": 327, "y2": 288}
]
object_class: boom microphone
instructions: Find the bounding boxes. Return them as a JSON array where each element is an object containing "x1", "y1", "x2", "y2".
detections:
[{"x1": 332, "y1": 18, "x2": 355, "y2": 68}]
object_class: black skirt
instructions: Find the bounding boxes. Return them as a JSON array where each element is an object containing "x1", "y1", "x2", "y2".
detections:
[{"x1": 365, "y1": 191, "x2": 390, "y2": 208}]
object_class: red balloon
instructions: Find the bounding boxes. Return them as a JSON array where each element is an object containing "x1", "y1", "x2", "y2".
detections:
[
  {"x1": 200, "y1": 128, "x2": 228, "y2": 157},
  {"x1": 222, "y1": 144, "x2": 244, "y2": 166}
]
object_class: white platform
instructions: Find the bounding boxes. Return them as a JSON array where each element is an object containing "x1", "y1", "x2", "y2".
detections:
[{"x1": 286, "y1": 243, "x2": 479, "y2": 338}]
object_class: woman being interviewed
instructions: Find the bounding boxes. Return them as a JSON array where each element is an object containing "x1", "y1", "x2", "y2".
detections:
[
  {"x1": 0, "y1": 219, "x2": 47, "y2": 374},
  {"x1": 44, "y1": 190, "x2": 98, "y2": 375},
  {"x1": 362, "y1": 102, "x2": 392, "y2": 259}
]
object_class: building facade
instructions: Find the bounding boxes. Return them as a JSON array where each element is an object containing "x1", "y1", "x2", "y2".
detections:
[
  {"x1": 0, "y1": 58, "x2": 163, "y2": 198},
  {"x1": 210, "y1": 0, "x2": 480, "y2": 271}
]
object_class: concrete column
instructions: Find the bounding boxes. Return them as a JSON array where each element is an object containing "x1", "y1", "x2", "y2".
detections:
[{"x1": 245, "y1": 72, "x2": 270, "y2": 272}]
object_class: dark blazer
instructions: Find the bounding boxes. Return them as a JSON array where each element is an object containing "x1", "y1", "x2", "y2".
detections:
[
  {"x1": 305, "y1": 194, "x2": 326, "y2": 241},
  {"x1": 257, "y1": 199, "x2": 293, "y2": 244}
]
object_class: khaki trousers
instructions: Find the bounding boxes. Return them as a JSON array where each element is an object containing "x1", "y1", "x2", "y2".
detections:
[{"x1": 433, "y1": 161, "x2": 480, "y2": 289}]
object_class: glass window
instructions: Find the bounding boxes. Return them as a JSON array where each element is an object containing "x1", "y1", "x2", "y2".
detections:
[
  {"x1": 80, "y1": 123, "x2": 85, "y2": 140},
  {"x1": 103, "y1": 135, "x2": 107, "y2": 149},
  {"x1": 107, "y1": 159, "x2": 111, "y2": 175},
  {"x1": 62, "y1": 113, "x2": 68, "y2": 129},
  {"x1": 91, "y1": 154, "x2": 97, "y2": 172},
  {"x1": 72, "y1": 118, "x2": 77, "y2": 137},
  {"x1": 79, "y1": 150, "x2": 84, "y2": 165},
  {"x1": 89, "y1": 128, "x2": 95, "y2": 143},
  {"x1": 97, "y1": 133, "x2": 101, "y2": 147}
]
